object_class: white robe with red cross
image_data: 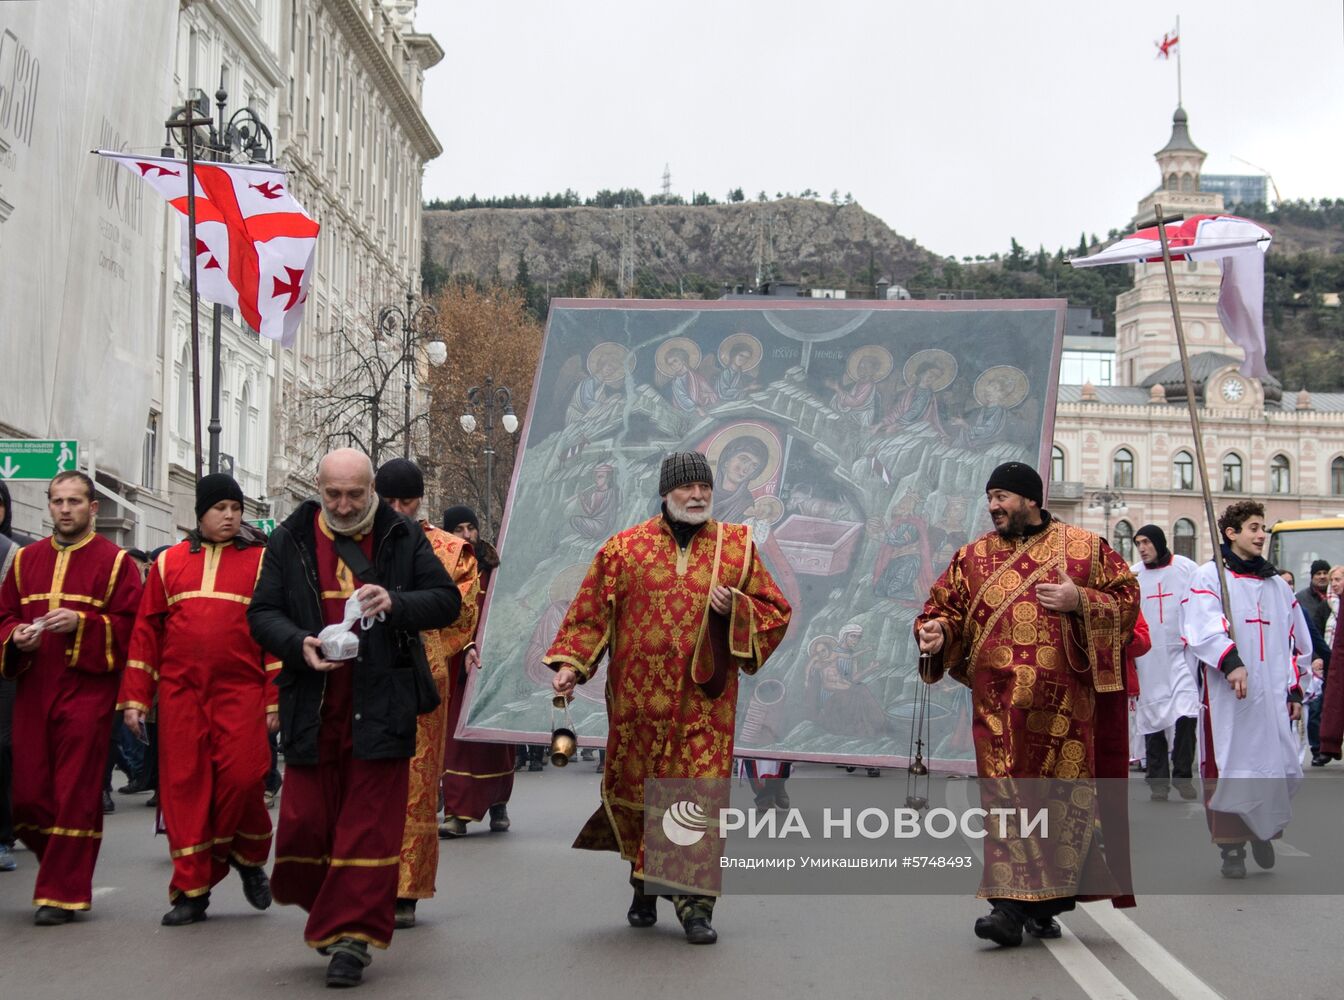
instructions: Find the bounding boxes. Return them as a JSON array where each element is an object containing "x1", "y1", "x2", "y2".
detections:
[
  {"x1": 1130, "y1": 555, "x2": 1201, "y2": 734},
  {"x1": 1183, "y1": 562, "x2": 1307, "y2": 841}
]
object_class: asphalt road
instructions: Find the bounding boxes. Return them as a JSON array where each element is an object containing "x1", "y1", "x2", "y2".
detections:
[{"x1": 1, "y1": 762, "x2": 1340, "y2": 999}]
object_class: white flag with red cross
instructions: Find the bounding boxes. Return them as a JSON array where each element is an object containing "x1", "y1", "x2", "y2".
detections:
[{"x1": 94, "y1": 151, "x2": 319, "y2": 347}]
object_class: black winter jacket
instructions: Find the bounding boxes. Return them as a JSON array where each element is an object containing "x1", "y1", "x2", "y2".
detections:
[{"x1": 247, "y1": 499, "x2": 461, "y2": 764}]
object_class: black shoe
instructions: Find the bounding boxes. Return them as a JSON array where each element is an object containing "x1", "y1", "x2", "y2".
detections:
[
  {"x1": 866, "y1": 768, "x2": 881, "y2": 778},
  {"x1": 627, "y1": 890, "x2": 657, "y2": 928},
  {"x1": 528, "y1": 761, "x2": 544, "y2": 771},
  {"x1": 1150, "y1": 788, "x2": 1169, "y2": 801},
  {"x1": 326, "y1": 951, "x2": 364, "y2": 988},
  {"x1": 1312, "y1": 753, "x2": 1331, "y2": 767},
  {"x1": 146, "y1": 791, "x2": 159, "y2": 808},
  {"x1": 974, "y1": 908, "x2": 1023, "y2": 947},
  {"x1": 683, "y1": 916, "x2": 718, "y2": 944},
  {"x1": 161, "y1": 894, "x2": 209, "y2": 926},
  {"x1": 1220, "y1": 844, "x2": 1247, "y2": 879},
  {"x1": 1174, "y1": 781, "x2": 1198, "y2": 801},
  {"x1": 488, "y1": 803, "x2": 511, "y2": 832},
  {"x1": 1024, "y1": 916, "x2": 1061, "y2": 939},
  {"x1": 1250, "y1": 839, "x2": 1276, "y2": 870},
  {"x1": 118, "y1": 777, "x2": 149, "y2": 795},
  {"x1": 34, "y1": 905, "x2": 74, "y2": 926},
  {"x1": 102, "y1": 790, "x2": 115, "y2": 814},
  {"x1": 394, "y1": 898, "x2": 416, "y2": 929},
  {"x1": 230, "y1": 857, "x2": 272, "y2": 910}
]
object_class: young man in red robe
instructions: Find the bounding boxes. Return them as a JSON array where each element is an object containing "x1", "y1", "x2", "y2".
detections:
[
  {"x1": 248, "y1": 448, "x2": 461, "y2": 988},
  {"x1": 547, "y1": 452, "x2": 791, "y2": 945},
  {"x1": 119, "y1": 473, "x2": 278, "y2": 925},
  {"x1": 0, "y1": 471, "x2": 142, "y2": 925}
]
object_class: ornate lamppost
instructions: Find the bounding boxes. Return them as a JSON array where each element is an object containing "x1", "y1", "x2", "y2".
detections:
[
  {"x1": 459, "y1": 376, "x2": 519, "y2": 542},
  {"x1": 377, "y1": 287, "x2": 443, "y2": 458},
  {"x1": 1088, "y1": 484, "x2": 1128, "y2": 550}
]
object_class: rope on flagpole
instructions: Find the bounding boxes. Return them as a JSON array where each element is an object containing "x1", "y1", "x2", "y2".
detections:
[{"x1": 1153, "y1": 201, "x2": 1237, "y2": 646}]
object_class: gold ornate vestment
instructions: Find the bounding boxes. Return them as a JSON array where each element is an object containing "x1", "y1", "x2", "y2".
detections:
[
  {"x1": 545, "y1": 515, "x2": 790, "y2": 888},
  {"x1": 915, "y1": 518, "x2": 1138, "y2": 903}
]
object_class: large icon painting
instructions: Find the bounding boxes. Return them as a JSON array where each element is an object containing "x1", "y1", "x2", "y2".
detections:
[{"x1": 460, "y1": 298, "x2": 1065, "y2": 766}]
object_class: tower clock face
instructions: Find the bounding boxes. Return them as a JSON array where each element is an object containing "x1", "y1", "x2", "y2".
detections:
[{"x1": 1221, "y1": 377, "x2": 1245, "y2": 402}]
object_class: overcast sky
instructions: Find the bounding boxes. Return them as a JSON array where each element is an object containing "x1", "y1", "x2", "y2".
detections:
[{"x1": 416, "y1": 1, "x2": 1343, "y2": 259}]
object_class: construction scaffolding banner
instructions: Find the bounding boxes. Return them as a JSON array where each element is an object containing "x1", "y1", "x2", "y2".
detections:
[{"x1": 462, "y1": 298, "x2": 1065, "y2": 767}]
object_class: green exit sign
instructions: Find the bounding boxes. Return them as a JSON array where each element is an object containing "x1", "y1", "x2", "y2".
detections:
[
  {"x1": 247, "y1": 518, "x2": 277, "y2": 534},
  {"x1": 0, "y1": 440, "x2": 80, "y2": 481}
]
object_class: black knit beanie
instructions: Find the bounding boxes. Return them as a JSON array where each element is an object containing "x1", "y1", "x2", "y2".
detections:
[
  {"x1": 374, "y1": 458, "x2": 424, "y2": 500},
  {"x1": 442, "y1": 505, "x2": 479, "y2": 531},
  {"x1": 195, "y1": 473, "x2": 245, "y2": 520},
  {"x1": 984, "y1": 462, "x2": 1043, "y2": 506}
]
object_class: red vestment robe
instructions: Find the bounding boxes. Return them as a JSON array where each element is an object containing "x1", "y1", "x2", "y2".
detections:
[
  {"x1": 269, "y1": 513, "x2": 410, "y2": 952},
  {"x1": 441, "y1": 558, "x2": 516, "y2": 823},
  {"x1": 544, "y1": 516, "x2": 791, "y2": 893},
  {"x1": 397, "y1": 522, "x2": 478, "y2": 898},
  {"x1": 118, "y1": 537, "x2": 277, "y2": 901},
  {"x1": 0, "y1": 533, "x2": 141, "y2": 910},
  {"x1": 915, "y1": 518, "x2": 1139, "y2": 908}
]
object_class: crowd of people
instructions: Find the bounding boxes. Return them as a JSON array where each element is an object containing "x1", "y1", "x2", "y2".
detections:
[{"x1": 0, "y1": 451, "x2": 1340, "y2": 984}]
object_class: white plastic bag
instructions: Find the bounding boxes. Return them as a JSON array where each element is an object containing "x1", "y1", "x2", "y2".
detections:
[{"x1": 317, "y1": 593, "x2": 385, "y2": 661}]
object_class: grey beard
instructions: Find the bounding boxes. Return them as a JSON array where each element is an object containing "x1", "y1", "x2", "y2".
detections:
[{"x1": 666, "y1": 495, "x2": 711, "y2": 525}]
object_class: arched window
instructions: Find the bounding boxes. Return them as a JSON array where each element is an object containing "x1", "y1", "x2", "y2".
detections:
[
  {"x1": 1113, "y1": 520, "x2": 1135, "y2": 562},
  {"x1": 1222, "y1": 453, "x2": 1243, "y2": 493},
  {"x1": 1172, "y1": 450, "x2": 1195, "y2": 491},
  {"x1": 1051, "y1": 446, "x2": 1065, "y2": 482},
  {"x1": 176, "y1": 344, "x2": 193, "y2": 437},
  {"x1": 1333, "y1": 457, "x2": 1344, "y2": 496},
  {"x1": 239, "y1": 382, "x2": 252, "y2": 469},
  {"x1": 1112, "y1": 448, "x2": 1135, "y2": 489},
  {"x1": 1173, "y1": 518, "x2": 1197, "y2": 560},
  {"x1": 1182, "y1": 173, "x2": 1194, "y2": 192},
  {"x1": 1269, "y1": 454, "x2": 1291, "y2": 494},
  {"x1": 1166, "y1": 174, "x2": 1179, "y2": 191}
]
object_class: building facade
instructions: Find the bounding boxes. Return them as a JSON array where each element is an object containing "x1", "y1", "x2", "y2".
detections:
[{"x1": 1051, "y1": 107, "x2": 1344, "y2": 572}]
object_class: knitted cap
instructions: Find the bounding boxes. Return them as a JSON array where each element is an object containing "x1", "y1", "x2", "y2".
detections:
[
  {"x1": 442, "y1": 505, "x2": 479, "y2": 531},
  {"x1": 1311, "y1": 558, "x2": 1332, "y2": 575},
  {"x1": 659, "y1": 452, "x2": 713, "y2": 496},
  {"x1": 195, "y1": 473, "x2": 244, "y2": 520},
  {"x1": 984, "y1": 462, "x2": 1043, "y2": 506},
  {"x1": 374, "y1": 457, "x2": 424, "y2": 500}
]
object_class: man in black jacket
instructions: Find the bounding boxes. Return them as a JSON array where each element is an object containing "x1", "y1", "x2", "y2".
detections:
[{"x1": 248, "y1": 448, "x2": 460, "y2": 988}]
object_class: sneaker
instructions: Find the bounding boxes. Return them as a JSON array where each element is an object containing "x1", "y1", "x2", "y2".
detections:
[
  {"x1": 488, "y1": 803, "x2": 511, "y2": 833},
  {"x1": 1220, "y1": 844, "x2": 1247, "y2": 879},
  {"x1": 1250, "y1": 839, "x2": 1276, "y2": 870},
  {"x1": 263, "y1": 790, "x2": 277, "y2": 809},
  {"x1": 438, "y1": 817, "x2": 466, "y2": 839},
  {"x1": 1150, "y1": 787, "x2": 1169, "y2": 801},
  {"x1": 394, "y1": 898, "x2": 416, "y2": 929},
  {"x1": 0, "y1": 844, "x2": 16, "y2": 872}
]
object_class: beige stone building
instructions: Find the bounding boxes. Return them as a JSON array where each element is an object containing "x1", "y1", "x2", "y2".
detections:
[{"x1": 1050, "y1": 107, "x2": 1344, "y2": 574}]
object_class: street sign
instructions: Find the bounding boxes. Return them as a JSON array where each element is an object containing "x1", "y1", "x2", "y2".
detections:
[
  {"x1": 0, "y1": 440, "x2": 80, "y2": 481},
  {"x1": 247, "y1": 518, "x2": 277, "y2": 534}
]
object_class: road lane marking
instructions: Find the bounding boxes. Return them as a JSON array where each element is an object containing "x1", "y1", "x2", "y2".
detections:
[
  {"x1": 92, "y1": 887, "x2": 119, "y2": 899},
  {"x1": 1081, "y1": 902, "x2": 1226, "y2": 1000},
  {"x1": 1043, "y1": 920, "x2": 1140, "y2": 1000}
]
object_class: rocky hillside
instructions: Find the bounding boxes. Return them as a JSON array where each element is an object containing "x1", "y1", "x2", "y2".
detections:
[{"x1": 422, "y1": 198, "x2": 945, "y2": 295}]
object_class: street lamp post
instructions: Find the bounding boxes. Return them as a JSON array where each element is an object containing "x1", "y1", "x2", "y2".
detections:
[
  {"x1": 1088, "y1": 484, "x2": 1128, "y2": 549},
  {"x1": 377, "y1": 286, "x2": 443, "y2": 458},
  {"x1": 459, "y1": 376, "x2": 519, "y2": 542},
  {"x1": 165, "y1": 73, "x2": 274, "y2": 477}
]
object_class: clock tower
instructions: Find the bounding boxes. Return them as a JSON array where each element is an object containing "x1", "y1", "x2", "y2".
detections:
[{"x1": 1112, "y1": 107, "x2": 1253, "y2": 388}]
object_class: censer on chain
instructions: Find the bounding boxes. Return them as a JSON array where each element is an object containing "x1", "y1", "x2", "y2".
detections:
[
  {"x1": 904, "y1": 653, "x2": 935, "y2": 810},
  {"x1": 549, "y1": 694, "x2": 578, "y2": 767}
]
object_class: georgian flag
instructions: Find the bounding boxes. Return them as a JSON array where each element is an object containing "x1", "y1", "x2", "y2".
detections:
[
  {"x1": 1069, "y1": 214, "x2": 1273, "y2": 379},
  {"x1": 94, "y1": 151, "x2": 319, "y2": 347}
]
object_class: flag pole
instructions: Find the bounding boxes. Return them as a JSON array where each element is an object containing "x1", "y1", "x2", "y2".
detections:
[
  {"x1": 1175, "y1": 15, "x2": 1183, "y2": 107},
  {"x1": 166, "y1": 105, "x2": 216, "y2": 481},
  {"x1": 1153, "y1": 202, "x2": 1236, "y2": 641}
]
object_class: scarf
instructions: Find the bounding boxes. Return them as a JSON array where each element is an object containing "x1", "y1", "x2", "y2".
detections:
[
  {"x1": 320, "y1": 495, "x2": 379, "y2": 539},
  {"x1": 1220, "y1": 542, "x2": 1277, "y2": 579}
]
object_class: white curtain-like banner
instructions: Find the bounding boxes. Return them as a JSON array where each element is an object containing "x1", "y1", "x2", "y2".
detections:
[{"x1": 0, "y1": 1, "x2": 176, "y2": 480}]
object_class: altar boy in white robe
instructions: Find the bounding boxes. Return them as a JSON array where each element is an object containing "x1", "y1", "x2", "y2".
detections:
[
  {"x1": 1184, "y1": 500, "x2": 1312, "y2": 880},
  {"x1": 1131, "y1": 525, "x2": 1202, "y2": 801}
]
